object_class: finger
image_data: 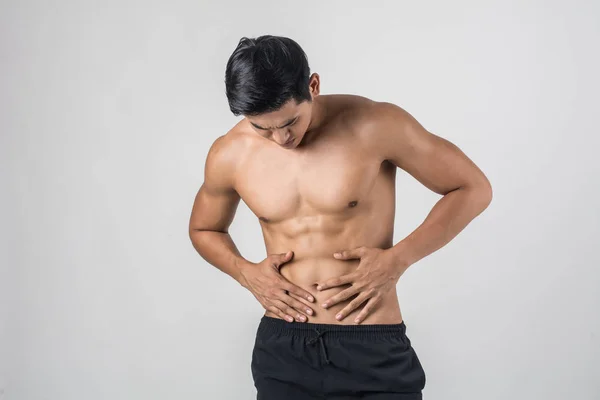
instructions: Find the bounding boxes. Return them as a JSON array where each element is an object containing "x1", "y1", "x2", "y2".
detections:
[
  {"x1": 277, "y1": 290, "x2": 314, "y2": 317},
  {"x1": 333, "y1": 246, "x2": 366, "y2": 260},
  {"x1": 288, "y1": 292, "x2": 317, "y2": 317},
  {"x1": 281, "y1": 281, "x2": 315, "y2": 302},
  {"x1": 266, "y1": 304, "x2": 293, "y2": 322},
  {"x1": 270, "y1": 300, "x2": 295, "y2": 322},
  {"x1": 316, "y1": 273, "x2": 356, "y2": 291},
  {"x1": 272, "y1": 299, "x2": 303, "y2": 322},
  {"x1": 334, "y1": 291, "x2": 372, "y2": 321},
  {"x1": 270, "y1": 251, "x2": 293, "y2": 269},
  {"x1": 275, "y1": 296, "x2": 310, "y2": 321},
  {"x1": 321, "y1": 286, "x2": 360, "y2": 309},
  {"x1": 352, "y1": 296, "x2": 382, "y2": 324}
]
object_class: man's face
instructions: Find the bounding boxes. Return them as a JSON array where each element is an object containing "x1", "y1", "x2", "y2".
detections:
[{"x1": 246, "y1": 98, "x2": 314, "y2": 150}]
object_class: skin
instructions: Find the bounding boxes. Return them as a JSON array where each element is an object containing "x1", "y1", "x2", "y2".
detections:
[{"x1": 188, "y1": 73, "x2": 493, "y2": 325}]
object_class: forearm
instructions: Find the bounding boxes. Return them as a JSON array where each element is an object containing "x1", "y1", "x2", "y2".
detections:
[
  {"x1": 189, "y1": 229, "x2": 252, "y2": 287},
  {"x1": 390, "y1": 184, "x2": 492, "y2": 269}
]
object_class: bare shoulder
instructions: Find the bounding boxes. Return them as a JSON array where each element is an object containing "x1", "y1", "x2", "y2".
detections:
[
  {"x1": 203, "y1": 122, "x2": 253, "y2": 194},
  {"x1": 329, "y1": 95, "x2": 408, "y2": 133},
  {"x1": 351, "y1": 99, "x2": 437, "y2": 163},
  {"x1": 354, "y1": 99, "x2": 422, "y2": 138},
  {"x1": 328, "y1": 94, "x2": 378, "y2": 123},
  {"x1": 354, "y1": 99, "x2": 491, "y2": 195}
]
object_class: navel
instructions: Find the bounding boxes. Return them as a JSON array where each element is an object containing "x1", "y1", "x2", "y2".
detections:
[{"x1": 348, "y1": 200, "x2": 358, "y2": 208}]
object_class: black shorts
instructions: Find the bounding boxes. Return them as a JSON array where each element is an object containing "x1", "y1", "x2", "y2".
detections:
[{"x1": 251, "y1": 315, "x2": 426, "y2": 399}]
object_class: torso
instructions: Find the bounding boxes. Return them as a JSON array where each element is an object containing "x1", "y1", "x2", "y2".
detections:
[{"x1": 230, "y1": 94, "x2": 403, "y2": 324}]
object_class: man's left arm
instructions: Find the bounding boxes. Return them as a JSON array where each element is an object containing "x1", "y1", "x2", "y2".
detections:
[
  {"x1": 317, "y1": 101, "x2": 493, "y2": 323},
  {"x1": 374, "y1": 101, "x2": 493, "y2": 267}
]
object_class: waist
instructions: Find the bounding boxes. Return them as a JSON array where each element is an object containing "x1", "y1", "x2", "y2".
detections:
[
  {"x1": 266, "y1": 258, "x2": 403, "y2": 324},
  {"x1": 258, "y1": 315, "x2": 406, "y2": 338}
]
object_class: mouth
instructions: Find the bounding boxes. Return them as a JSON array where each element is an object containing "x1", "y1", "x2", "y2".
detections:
[{"x1": 282, "y1": 138, "x2": 295, "y2": 148}]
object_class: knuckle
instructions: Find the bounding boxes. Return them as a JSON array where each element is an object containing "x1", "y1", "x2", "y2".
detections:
[
  {"x1": 281, "y1": 283, "x2": 292, "y2": 292},
  {"x1": 271, "y1": 276, "x2": 282, "y2": 286}
]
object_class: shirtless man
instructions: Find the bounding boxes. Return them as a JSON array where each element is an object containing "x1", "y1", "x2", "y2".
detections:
[{"x1": 188, "y1": 35, "x2": 492, "y2": 399}]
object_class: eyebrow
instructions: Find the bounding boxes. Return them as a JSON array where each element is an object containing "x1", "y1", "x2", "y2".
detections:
[{"x1": 250, "y1": 117, "x2": 298, "y2": 130}]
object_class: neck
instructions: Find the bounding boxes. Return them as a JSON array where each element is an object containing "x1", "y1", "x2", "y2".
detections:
[{"x1": 306, "y1": 96, "x2": 328, "y2": 134}]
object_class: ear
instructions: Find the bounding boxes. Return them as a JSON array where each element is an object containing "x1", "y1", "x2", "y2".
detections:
[{"x1": 309, "y1": 73, "x2": 320, "y2": 96}]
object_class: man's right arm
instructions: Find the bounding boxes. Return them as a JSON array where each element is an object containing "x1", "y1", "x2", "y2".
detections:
[
  {"x1": 188, "y1": 134, "x2": 250, "y2": 286},
  {"x1": 188, "y1": 134, "x2": 317, "y2": 322}
]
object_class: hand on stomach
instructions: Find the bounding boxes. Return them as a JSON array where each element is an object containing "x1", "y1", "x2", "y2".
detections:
[{"x1": 264, "y1": 257, "x2": 402, "y2": 325}]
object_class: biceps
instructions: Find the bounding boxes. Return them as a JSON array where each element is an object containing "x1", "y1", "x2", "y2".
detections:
[
  {"x1": 375, "y1": 102, "x2": 486, "y2": 195},
  {"x1": 188, "y1": 184, "x2": 241, "y2": 232},
  {"x1": 392, "y1": 129, "x2": 484, "y2": 195},
  {"x1": 405, "y1": 133, "x2": 477, "y2": 194}
]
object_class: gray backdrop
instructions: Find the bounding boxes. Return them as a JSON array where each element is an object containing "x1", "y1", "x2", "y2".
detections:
[{"x1": 1, "y1": 1, "x2": 599, "y2": 399}]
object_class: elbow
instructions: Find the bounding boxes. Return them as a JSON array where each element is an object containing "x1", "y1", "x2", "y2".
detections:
[
  {"x1": 475, "y1": 177, "x2": 493, "y2": 211},
  {"x1": 188, "y1": 225, "x2": 207, "y2": 243},
  {"x1": 188, "y1": 227, "x2": 200, "y2": 246},
  {"x1": 461, "y1": 176, "x2": 492, "y2": 213},
  {"x1": 188, "y1": 222, "x2": 198, "y2": 240},
  {"x1": 188, "y1": 226, "x2": 228, "y2": 237}
]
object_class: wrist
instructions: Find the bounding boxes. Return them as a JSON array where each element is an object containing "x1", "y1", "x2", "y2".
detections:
[
  {"x1": 387, "y1": 242, "x2": 412, "y2": 273},
  {"x1": 234, "y1": 257, "x2": 253, "y2": 288}
]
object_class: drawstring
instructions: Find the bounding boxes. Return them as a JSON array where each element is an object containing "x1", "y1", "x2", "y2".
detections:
[{"x1": 307, "y1": 328, "x2": 331, "y2": 365}]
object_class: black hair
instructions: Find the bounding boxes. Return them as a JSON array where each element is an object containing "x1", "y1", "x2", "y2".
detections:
[{"x1": 225, "y1": 35, "x2": 312, "y2": 116}]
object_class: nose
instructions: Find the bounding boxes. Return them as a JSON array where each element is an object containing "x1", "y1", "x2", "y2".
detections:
[{"x1": 272, "y1": 130, "x2": 291, "y2": 145}]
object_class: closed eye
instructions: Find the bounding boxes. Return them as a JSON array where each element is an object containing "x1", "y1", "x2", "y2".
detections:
[
  {"x1": 251, "y1": 117, "x2": 298, "y2": 131},
  {"x1": 281, "y1": 118, "x2": 297, "y2": 128}
]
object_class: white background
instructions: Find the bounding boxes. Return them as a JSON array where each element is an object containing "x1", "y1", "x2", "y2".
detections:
[{"x1": 1, "y1": 1, "x2": 599, "y2": 399}]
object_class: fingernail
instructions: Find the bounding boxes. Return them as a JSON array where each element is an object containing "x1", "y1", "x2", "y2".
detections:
[
  {"x1": 316, "y1": 285, "x2": 322, "y2": 290},
  {"x1": 334, "y1": 253, "x2": 341, "y2": 257},
  {"x1": 336, "y1": 313, "x2": 342, "y2": 320},
  {"x1": 306, "y1": 309, "x2": 312, "y2": 315},
  {"x1": 307, "y1": 295, "x2": 314, "y2": 302},
  {"x1": 300, "y1": 315, "x2": 306, "y2": 321},
  {"x1": 321, "y1": 303, "x2": 328, "y2": 308},
  {"x1": 354, "y1": 318, "x2": 360, "y2": 323},
  {"x1": 286, "y1": 316, "x2": 293, "y2": 322}
]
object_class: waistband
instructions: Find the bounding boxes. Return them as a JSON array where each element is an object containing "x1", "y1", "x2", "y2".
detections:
[{"x1": 258, "y1": 315, "x2": 406, "y2": 340}]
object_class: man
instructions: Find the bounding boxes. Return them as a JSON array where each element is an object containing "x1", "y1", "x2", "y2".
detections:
[{"x1": 188, "y1": 35, "x2": 492, "y2": 399}]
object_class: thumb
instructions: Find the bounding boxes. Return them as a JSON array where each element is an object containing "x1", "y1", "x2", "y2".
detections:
[{"x1": 272, "y1": 251, "x2": 293, "y2": 267}]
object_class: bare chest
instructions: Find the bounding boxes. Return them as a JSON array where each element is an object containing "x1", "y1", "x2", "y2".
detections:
[{"x1": 235, "y1": 138, "x2": 392, "y2": 223}]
